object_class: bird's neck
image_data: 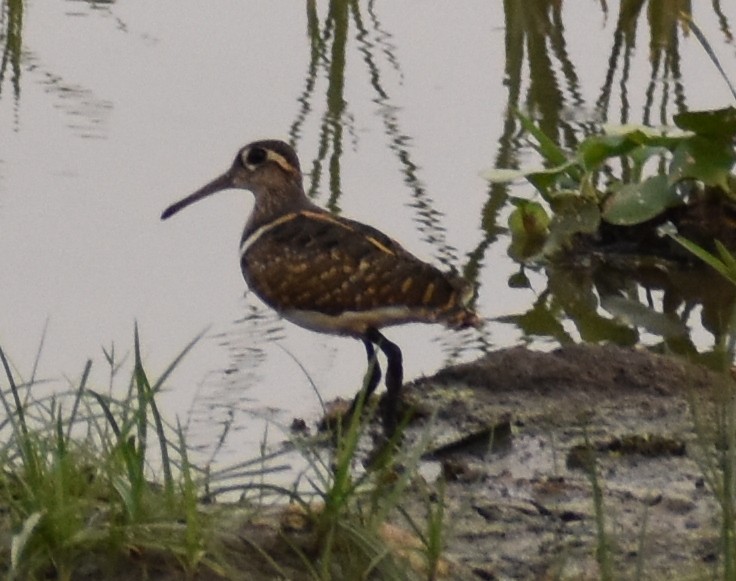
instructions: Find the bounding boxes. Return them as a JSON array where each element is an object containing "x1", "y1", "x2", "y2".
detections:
[{"x1": 243, "y1": 182, "x2": 320, "y2": 240}]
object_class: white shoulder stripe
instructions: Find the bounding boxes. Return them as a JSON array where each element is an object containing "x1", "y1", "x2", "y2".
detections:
[{"x1": 240, "y1": 213, "x2": 298, "y2": 256}]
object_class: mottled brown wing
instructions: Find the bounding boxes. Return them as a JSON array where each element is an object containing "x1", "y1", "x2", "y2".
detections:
[{"x1": 241, "y1": 211, "x2": 472, "y2": 318}]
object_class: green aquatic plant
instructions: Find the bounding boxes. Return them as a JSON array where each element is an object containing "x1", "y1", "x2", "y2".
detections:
[
  {"x1": 489, "y1": 13, "x2": 736, "y2": 263},
  {"x1": 487, "y1": 107, "x2": 736, "y2": 260}
]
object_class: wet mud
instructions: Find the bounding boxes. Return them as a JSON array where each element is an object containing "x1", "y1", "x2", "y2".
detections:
[{"x1": 397, "y1": 344, "x2": 731, "y2": 579}]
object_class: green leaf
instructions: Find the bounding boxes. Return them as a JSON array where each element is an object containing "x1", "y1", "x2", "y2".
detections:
[
  {"x1": 669, "y1": 234, "x2": 736, "y2": 286},
  {"x1": 508, "y1": 200, "x2": 550, "y2": 238},
  {"x1": 601, "y1": 125, "x2": 691, "y2": 148},
  {"x1": 600, "y1": 295, "x2": 688, "y2": 339},
  {"x1": 516, "y1": 110, "x2": 568, "y2": 167},
  {"x1": 508, "y1": 201, "x2": 550, "y2": 261},
  {"x1": 481, "y1": 168, "x2": 530, "y2": 183},
  {"x1": 601, "y1": 175, "x2": 681, "y2": 225},
  {"x1": 627, "y1": 144, "x2": 670, "y2": 167},
  {"x1": 577, "y1": 134, "x2": 639, "y2": 169},
  {"x1": 577, "y1": 129, "x2": 689, "y2": 172},
  {"x1": 669, "y1": 135, "x2": 736, "y2": 191},
  {"x1": 602, "y1": 123, "x2": 687, "y2": 139},
  {"x1": 525, "y1": 163, "x2": 578, "y2": 201},
  {"x1": 715, "y1": 240, "x2": 736, "y2": 271},
  {"x1": 11, "y1": 512, "x2": 44, "y2": 572},
  {"x1": 674, "y1": 107, "x2": 736, "y2": 138}
]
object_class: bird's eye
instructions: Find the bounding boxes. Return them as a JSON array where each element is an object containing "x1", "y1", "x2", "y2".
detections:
[{"x1": 244, "y1": 147, "x2": 267, "y2": 167}]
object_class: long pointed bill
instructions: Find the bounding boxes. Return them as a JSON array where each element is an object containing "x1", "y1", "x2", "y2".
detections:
[{"x1": 161, "y1": 171, "x2": 234, "y2": 220}]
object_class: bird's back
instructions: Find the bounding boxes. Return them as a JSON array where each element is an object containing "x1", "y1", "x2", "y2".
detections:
[{"x1": 240, "y1": 209, "x2": 479, "y2": 336}]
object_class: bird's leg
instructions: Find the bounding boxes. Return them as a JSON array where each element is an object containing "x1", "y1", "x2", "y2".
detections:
[
  {"x1": 348, "y1": 339, "x2": 383, "y2": 420},
  {"x1": 366, "y1": 328, "x2": 403, "y2": 437}
]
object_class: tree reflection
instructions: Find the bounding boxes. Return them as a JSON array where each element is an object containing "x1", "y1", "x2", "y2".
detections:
[
  {"x1": 0, "y1": 0, "x2": 112, "y2": 138},
  {"x1": 289, "y1": 0, "x2": 736, "y2": 365},
  {"x1": 0, "y1": 0, "x2": 22, "y2": 102},
  {"x1": 485, "y1": 1, "x2": 736, "y2": 367},
  {"x1": 290, "y1": 0, "x2": 460, "y2": 272}
]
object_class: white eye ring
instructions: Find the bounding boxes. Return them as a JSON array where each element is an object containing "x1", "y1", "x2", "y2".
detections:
[{"x1": 242, "y1": 147, "x2": 268, "y2": 169}]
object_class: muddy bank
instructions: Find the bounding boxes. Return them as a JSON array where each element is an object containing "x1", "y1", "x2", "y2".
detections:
[
  {"x1": 67, "y1": 344, "x2": 730, "y2": 580},
  {"x1": 397, "y1": 343, "x2": 730, "y2": 579}
]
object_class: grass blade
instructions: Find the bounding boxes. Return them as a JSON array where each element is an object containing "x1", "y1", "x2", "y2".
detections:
[
  {"x1": 65, "y1": 359, "x2": 92, "y2": 443},
  {"x1": 683, "y1": 14, "x2": 736, "y2": 102}
]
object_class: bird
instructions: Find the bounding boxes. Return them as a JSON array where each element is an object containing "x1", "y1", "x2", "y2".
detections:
[{"x1": 161, "y1": 139, "x2": 480, "y2": 436}]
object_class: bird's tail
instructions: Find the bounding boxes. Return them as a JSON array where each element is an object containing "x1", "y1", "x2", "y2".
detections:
[{"x1": 442, "y1": 278, "x2": 482, "y2": 329}]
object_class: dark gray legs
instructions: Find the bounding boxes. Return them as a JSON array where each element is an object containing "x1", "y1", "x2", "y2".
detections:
[{"x1": 349, "y1": 328, "x2": 403, "y2": 435}]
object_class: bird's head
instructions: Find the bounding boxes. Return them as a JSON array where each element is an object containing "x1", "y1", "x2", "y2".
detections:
[{"x1": 161, "y1": 139, "x2": 303, "y2": 220}]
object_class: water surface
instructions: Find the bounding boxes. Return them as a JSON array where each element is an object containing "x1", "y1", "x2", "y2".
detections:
[{"x1": 1, "y1": 0, "x2": 735, "y2": 466}]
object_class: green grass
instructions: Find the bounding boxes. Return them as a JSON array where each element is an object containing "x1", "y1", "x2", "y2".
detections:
[
  {"x1": 671, "y1": 236, "x2": 736, "y2": 578},
  {"x1": 0, "y1": 327, "x2": 446, "y2": 580},
  {"x1": 284, "y1": 358, "x2": 444, "y2": 580},
  {"x1": 687, "y1": 369, "x2": 736, "y2": 579},
  {"x1": 580, "y1": 429, "x2": 614, "y2": 581},
  {"x1": 577, "y1": 235, "x2": 736, "y2": 580},
  {"x1": 0, "y1": 326, "x2": 233, "y2": 580}
]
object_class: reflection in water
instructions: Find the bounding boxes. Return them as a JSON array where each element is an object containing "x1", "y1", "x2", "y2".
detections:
[
  {"x1": 504, "y1": 259, "x2": 736, "y2": 369},
  {"x1": 36, "y1": 64, "x2": 113, "y2": 140},
  {"x1": 489, "y1": 1, "x2": 736, "y2": 368},
  {"x1": 186, "y1": 299, "x2": 288, "y2": 463},
  {"x1": 66, "y1": 0, "x2": 117, "y2": 8},
  {"x1": 0, "y1": 0, "x2": 113, "y2": 139},
  {"x1": 290, "y1": 0, "x2": 460, "y2": 272},
  {"x1": 252, "y1": 0, "x2": 494, "y2": 378},
  {"x1": 352, "y1": 4, "x2": 459, "y2": 270},
  {"x1": 212, "y1": 1, "x2": 499, "y2": 444},
  {"x1": 1, "y1": 0, "x2": 736, "y2": 464},
  {"x1": 713, "y1": 1, "x2": 734, "y2": 43},
  {"x1": 0, "y1": 0, "x2": 22, "y2": 103},
  {"x1": 468, "y1": 0, "x2": 593, "y2": 291},
  {"x1": 221, "y1": 0, "x2": 736, "y2": 426},
  {"x1": 596, "y1": 0, "x2": 691, "y2": 126}
]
